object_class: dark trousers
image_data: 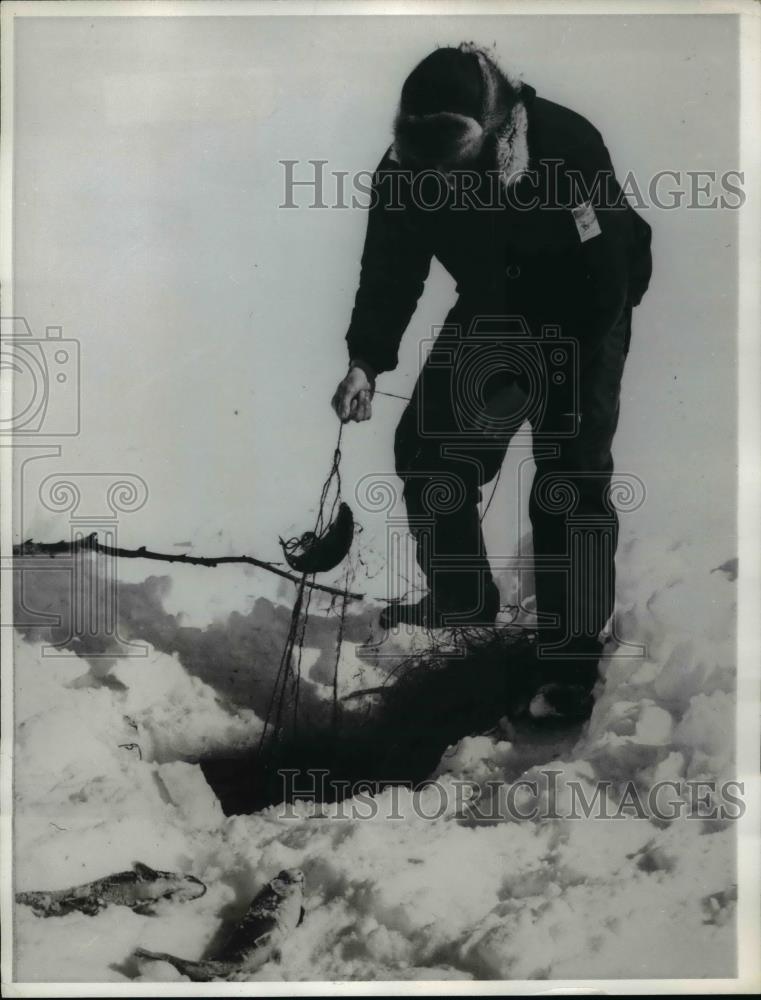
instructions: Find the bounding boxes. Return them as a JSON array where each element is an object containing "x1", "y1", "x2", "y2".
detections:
[{"x1": 393, "y1": 307, "x2": 632, "y2": 665}]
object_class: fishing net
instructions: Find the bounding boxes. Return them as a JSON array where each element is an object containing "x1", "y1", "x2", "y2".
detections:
[{"x1": 260, "y1": 425, "x2": 357, "y2": 752}]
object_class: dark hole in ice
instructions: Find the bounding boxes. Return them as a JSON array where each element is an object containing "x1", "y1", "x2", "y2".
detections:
[{"x1": 200, "y1": 636, "x2": 548, "y2": 815}]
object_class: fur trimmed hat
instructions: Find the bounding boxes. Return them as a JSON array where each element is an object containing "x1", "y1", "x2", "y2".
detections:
[{"x1": 392, "y1": 43, "x2": 522, "y2": 171}]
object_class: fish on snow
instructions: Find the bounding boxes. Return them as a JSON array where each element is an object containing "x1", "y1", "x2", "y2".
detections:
[
  {"x1": 15, "y1": 862, "x2": 206, "y2": 917},
  {"x1": 134, "y1": 868, "x2": 306, "y2": 982}
]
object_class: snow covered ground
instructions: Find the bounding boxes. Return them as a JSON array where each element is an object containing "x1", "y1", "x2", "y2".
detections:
[
  {"x1": 11, "y1": 528, "x2": 739, "y2": 983},
  {"x1": 6, "y1": 10, "x2": 751, "y2": 989}
]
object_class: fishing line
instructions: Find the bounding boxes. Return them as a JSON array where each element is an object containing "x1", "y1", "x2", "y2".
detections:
[
  {"x1": 261, "y1": 422, "x2": 348, "y2": 750},
  {"x1": 262, "y1": 387, "x2": 501, "y2": 754},
  {"x1": 374, "y1": 389, "x2": 411, "y2": 402},
  {"x1": 480, "y1": 465, "x2": 503, "y2": 523},
  {"x1": 331, "y1": 565, "x2": 352, "y2": 735},
  {"x1": 372, "y1": 387, "x2": 502, "y2": 520}
]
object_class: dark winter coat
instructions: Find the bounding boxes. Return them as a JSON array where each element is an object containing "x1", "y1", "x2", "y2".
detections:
[{"x1": 345, "y1": 83, "x2": 653, "y2": 377}]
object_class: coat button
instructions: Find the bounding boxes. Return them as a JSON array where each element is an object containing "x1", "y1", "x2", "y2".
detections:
[{"x1": 505, "y1": 263, "x2": 521, "y2": 279}]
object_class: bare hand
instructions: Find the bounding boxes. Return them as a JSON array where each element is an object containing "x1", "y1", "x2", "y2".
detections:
[{"x1": 331, "y1": 367, "x2": 374, "y2": 423}]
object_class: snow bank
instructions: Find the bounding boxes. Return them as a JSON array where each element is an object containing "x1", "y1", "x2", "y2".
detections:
[{"x1": 12, "y1": 531, "x2": 738, "y2": 982}]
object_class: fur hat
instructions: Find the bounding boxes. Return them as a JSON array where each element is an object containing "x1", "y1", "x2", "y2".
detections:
[{"x1": 393, "y1": 43, "x2": 522, "y2": 171}]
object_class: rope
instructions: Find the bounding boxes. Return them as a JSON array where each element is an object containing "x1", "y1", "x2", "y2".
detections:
[
  {"x1": 315, "y1": 423, "x2": 344, "y2": 533},
  {"x1": 258, "y1": 573, "x2": 308, "y2": 752},
  {"x1": 375, "y1": 389, "x2": 412, "y2": 402},
  {"x1": 331, "y1": 566, "x2": 351, "y2": 734},
  {"x1": 372, "y1": 386, "x2": 503, "y2": 524},
  {"x1": 291, "y1": 574, "x2": 315, "y2": 733},
  {"x1": 260, "y1": 423, "x2": 349, "y2": 752},
  {"x1": 479, "y1": 464, "x2": 503, "y2": 524},
  {"x1": 278, "y1": 423, "x2": 344, "y2": 566}
]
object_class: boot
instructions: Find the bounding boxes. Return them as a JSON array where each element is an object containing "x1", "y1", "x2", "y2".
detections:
[
  {"x1": 525, "y1": 639, "x2": 602, "y2": 723},
  {"x1": 379, "y1": 579, "x2": 500, "y2": 630},
  {"x1": 528, "y1": 682, "x2": 595, "y2": 722}
]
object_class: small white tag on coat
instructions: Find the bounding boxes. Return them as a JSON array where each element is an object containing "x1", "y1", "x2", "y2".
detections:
[{"x1": 571, "y1": 201, "x2": 602, "y2": 242}]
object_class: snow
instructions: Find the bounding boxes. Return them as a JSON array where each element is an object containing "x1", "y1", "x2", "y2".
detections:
[
  {"x1": 10, "y1": 525, "x2": 739, "y2": 984},
  {"x1": 7, "y1": 11, "x2": 750, "y2": 988}
]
